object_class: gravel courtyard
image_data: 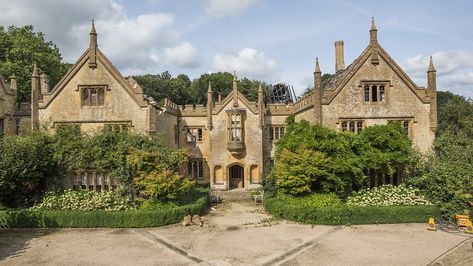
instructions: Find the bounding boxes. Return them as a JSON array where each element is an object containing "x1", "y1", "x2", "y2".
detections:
[{"x1": 1, "y1": 200, "x2": 472, "y2": 266}]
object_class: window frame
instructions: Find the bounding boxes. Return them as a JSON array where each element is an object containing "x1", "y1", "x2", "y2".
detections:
[
  {"x1": 227, "y1": 112, "x2": 244, "y2": 143},
  {"x1": 361, "y1": 81, "x2": 389, "y2": 103},
  {"x1": 186, "y1": 127, "x2": 203, "y2": 143},
  {"x1": 340, "y1": 119, "x2": 365, "y2": 133},
  {"x1": 188, "y1": 158, "x2": 204, "y2": 179},
  {"x1": 79, "y1": 85, "x2": 107, "y2": 107},
  {"x1": 269, "y1": 125, "x2": 286, "y2": 141}
]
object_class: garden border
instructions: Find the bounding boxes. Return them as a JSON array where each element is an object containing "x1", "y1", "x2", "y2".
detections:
[
  {"x1": 0, "y1": 196, "x2": 209, "y2": 228},
  {"x1": 264, "y1": 196, "x2": 441, "y2": 225}
]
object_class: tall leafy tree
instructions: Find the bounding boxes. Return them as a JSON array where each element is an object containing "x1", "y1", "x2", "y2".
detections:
[{"x1": 0, "y1": 25, "x2": 69, "y2": 103}]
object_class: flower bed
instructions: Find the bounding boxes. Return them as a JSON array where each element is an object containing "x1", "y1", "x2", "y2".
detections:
[
  {"x1": 346, "y1": 185, "x2": 432, "y2": 207},
  {"x1": 31, "y1": 190, "x2": 136, "y2": 211}
]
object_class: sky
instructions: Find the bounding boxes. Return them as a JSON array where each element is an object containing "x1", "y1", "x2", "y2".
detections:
[{"x1": 1, "y1": 0, "x2": 473, "y2": 98}]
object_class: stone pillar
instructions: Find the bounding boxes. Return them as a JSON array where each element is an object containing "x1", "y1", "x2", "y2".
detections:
[{"x1": 31, "y1": 64, "x2": 40, "y2": 130}]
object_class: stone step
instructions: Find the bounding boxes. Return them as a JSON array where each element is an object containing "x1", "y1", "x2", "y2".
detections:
[{"x1": 213, "y1": 189, "x2": 255, "y2": 202}]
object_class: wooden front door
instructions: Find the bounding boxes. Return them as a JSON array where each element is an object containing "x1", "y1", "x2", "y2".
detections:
[{"x1": 229, "y1": 165, "x2": 244, "y2": 189}]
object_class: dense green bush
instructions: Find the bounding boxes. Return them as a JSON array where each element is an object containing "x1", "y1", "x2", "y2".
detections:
[
  {"x1": 276, "y1": 192, "x2": 342, "y2": 208},
  {"x1": 273, "y1": 118, "x2": 414, "y2": 197},
  {"x1": 127, "y1": 148, "x2": 193, "y2": 202},
  {"x1": 31, "y1": 190, "x2": 136, "y2": 211},
  {"x1": 347, "y1": 185, "x2": 431, "y2": 207},
  {"x1": 0, "y1": 196, "x2": 209, "y2": 228},
  {"x1": 0, "y1": 132, "x2": 55, "y2": 207},
  {"x1": 265, "y1": 196, "x2": 440, "y2": 225},
  {"x1": 0, "y1": 127, "x2": 192, "y2": 208}
]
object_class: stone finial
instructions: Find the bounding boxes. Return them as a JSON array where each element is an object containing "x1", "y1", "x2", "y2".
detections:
[
  {"x1": 89, "y1": 19, "x2": 98, "y2": 68},
  {"x1": 258, "y1": 83, "x2": 263, "y2": 92},
  {"x1": 428, "y1": 56, "x2": 436, "y2": 72},
  {"x1": 91, "y1": 19, "x2": 97, "y2": 34},
  {"x1": 32, "y1": 64, "x2": 39, "y2": 77},
  {"x1": 370, "y1": 17, "x2": 378, "y2": 44},
  {"x1": 371, "y1": 16, "x2": 377, "y2": 31},
  {"x1": 232, "y1": 70, "x2": 238, "y2": 107},
  {"x1": 207, "y1": 80, "x2": 212, "y2": 92},
  {"x1": 314, "y1": 57, "x2": 321, "y2": 73}
]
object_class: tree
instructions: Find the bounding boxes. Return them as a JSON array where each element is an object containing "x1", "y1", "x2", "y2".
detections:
[
  {"x1": 0, "y1": 132, "x2": 55, "y2": 207},
  {"x1": 358, "y1": 123, "x2": 414, "y2": 186},
  {"x1": 0, "y1": 25, "x2": 69, "y2": 103},
  {"x1": 133, "y1": 71, "x2": 191, "y2": 105}
]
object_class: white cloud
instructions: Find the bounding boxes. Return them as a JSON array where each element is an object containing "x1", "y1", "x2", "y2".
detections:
[
  {"x1": 204, "y1": 0, "x2": 262, "y2": 18},
  {"x1": 0, "y1": 0, "x2": 200, "y2": 75},
  {"x1": 164, "y1": 42, "x2": 200, "y2": 68},
  {"x1": 401, "y1": 50, "x2": 473, "y2": 98},
  {"x1": 211, "y1": 48, "x2": 279, "y2": 81}
]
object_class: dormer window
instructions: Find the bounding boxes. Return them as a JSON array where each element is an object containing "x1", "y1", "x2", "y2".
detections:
[
  {"x1": 363, "y1": 82, "x2": 387, "y2": 103},
  {"x1": 81, "y1": 86, "x2": 105, "y2": 107}
]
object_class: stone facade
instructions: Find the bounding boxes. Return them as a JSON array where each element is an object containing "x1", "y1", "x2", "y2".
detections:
[
  {"x1": 1, "y1": 19, "x2": 436, "y2": 190},
  {"x1": 0, "y1": 72, "x2": 30, "y2": 136}
]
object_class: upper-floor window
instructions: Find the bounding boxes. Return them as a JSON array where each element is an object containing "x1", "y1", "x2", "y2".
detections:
[
  {"x1": 229, "y1": 113, "x2": 242, "y2": 142},
  {"x1": 187, "y1": 128, "x2": 203, "y2": 143},
  {"x1": 364, "y1": 83, "x2": 386, "y2": 103},
  {"x1": 341, "y1": 120, "x2": 364, "y2": 133},
  {"x1": 188, "y1": 158, "x2": 204, "y2": 179},
  {"x1": 270, "y1": 126, "x2": 285, "y2": 141},
  {"x1": 81, "y1": 86, "x2": 105, "y2": 107}
]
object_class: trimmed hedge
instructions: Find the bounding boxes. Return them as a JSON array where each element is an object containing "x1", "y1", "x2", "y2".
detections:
[
  {"x1": 264, "y1": 196, "x2": 441, "y2": 225},
  {"x1": 0, "y1": 196, "x2": 208, "y2": 228}
]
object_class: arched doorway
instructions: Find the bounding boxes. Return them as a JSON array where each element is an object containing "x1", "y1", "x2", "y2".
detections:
[{"x1": 229, "y1": 164, "x2": 244, "y2": 189}]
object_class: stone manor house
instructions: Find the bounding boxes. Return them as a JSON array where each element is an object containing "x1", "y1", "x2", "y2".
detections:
[{"x1": 0, "y1": 18, "x2": 437, "y2": 190}]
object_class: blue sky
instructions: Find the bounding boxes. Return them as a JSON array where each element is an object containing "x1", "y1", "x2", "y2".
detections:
[{"x1": 1, "y1": 0, "x2": 473, "y2": 98}]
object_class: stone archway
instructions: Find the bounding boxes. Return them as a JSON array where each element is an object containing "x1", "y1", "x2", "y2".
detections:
[{"x1": 229, "y1": 164, "x2": 244, "y2": 189}]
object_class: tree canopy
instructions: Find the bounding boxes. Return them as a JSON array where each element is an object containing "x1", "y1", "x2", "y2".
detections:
[
  {"x1": 0, "y1": 25, "x2": 70, "y2": 103},
  {"x1": 133, "y1": 71, "x2": 272, "y2": 105}
]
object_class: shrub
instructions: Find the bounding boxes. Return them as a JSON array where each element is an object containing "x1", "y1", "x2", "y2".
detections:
[
  {"x1": 31, "y1": 190, "x2": 136, "y2": 211},
  {"x1": 276, "y1": 192, "x2": 342, "y2": 208},
  {"x1": 139, "y1": 187, "x2": 209, "y2": 210},
  {"x1": 265, "y1": 196, "x2": 440, "y2": 225},
  {"x1": 346, "y1": 185, "x2": 432, "y2": 207},
  {"x1": 133, "y1": 170, "x2": 195, "y2": 202},
  {"x1": 0, "y1": 132, "x2": 55, "y2": 207},
  {"x1": 0, "y1": 195, "x2": 209, "y2": 228}
]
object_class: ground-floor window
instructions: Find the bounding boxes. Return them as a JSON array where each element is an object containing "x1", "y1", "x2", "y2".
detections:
[
  {"x1": 70, "y1": 171, "x2": 117, "y2": 192},
  {"x1": 340, "y1": 119, "x2": 364, "y2": 133},
  {"x1": 188, "y1": 159, "x2": 204, "y2": 179},
  {"x1": 388, "y1": 120, "x2": 411, "y2": 136}
]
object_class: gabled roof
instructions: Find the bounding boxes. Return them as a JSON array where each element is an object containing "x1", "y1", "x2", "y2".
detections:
[
  {"x1": 41, "y1": 47, "x2": 149, "y2": 109},
  {"x1": 214, "y1": 86, "x2": 258, "y2": 115},
  {"x1": 0, "y1": 73, "x2": 15, "y2": 97},
  {"x1": 321, "y1": 42, "x2": 428, "y2": 104}
]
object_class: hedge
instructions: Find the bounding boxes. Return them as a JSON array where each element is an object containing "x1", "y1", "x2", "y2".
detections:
[
  {"x1": 0, "y1": 196, "x2": 209, "y2": 228},
  {"x1": 264, "y1": 196, "x2": 441, "y2": 225}
]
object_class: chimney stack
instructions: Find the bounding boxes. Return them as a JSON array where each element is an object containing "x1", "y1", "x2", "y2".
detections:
[{"x1": 335, "y1": 40, "x2": 345, "y2": 72}]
